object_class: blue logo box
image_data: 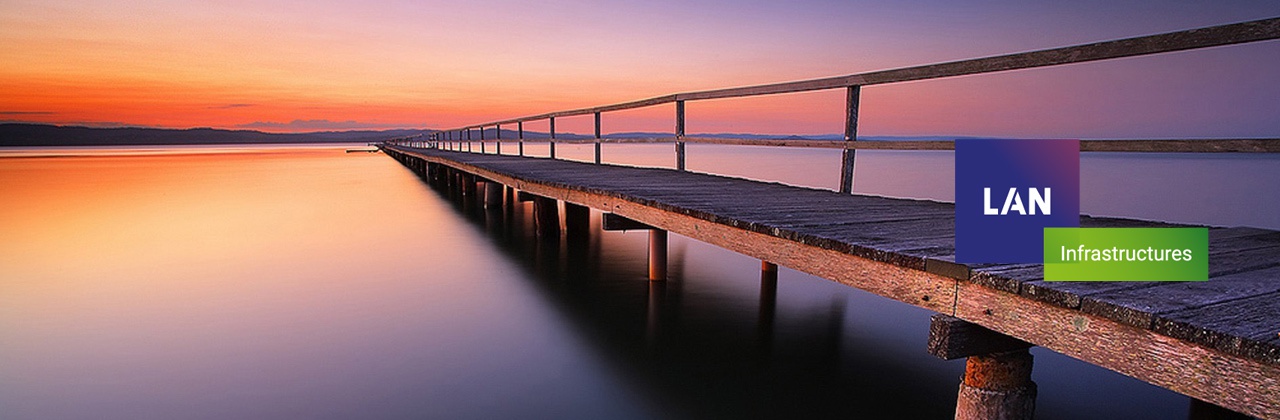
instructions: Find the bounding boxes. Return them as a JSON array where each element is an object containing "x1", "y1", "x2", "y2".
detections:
[{"x1": 956, "y1": 139, "x2": 1079, "y2": 263}]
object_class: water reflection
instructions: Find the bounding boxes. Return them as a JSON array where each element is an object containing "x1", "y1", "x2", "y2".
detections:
[
  {"x1": 1, "y1": 146, "x2": 1215, "y2": 419},
  {"x1": 0, "y1": 148, "x2": 656, "y2": 420},
  {"x1": 425, "y1": 171, "x2": 965, "y2": 419},
  {"x1": 419, "y1": 150, "x2": 1198, "y2": 419}
]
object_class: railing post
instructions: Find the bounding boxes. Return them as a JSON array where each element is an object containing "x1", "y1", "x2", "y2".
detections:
[
  {"x1": 496, "y1": 124, "x2": 502, "y2": 155},
  {"x1": 594, "y1": 111, "x2": 602, "y2": 164},
  {"x1": 549, "y1": 117, "x2": 557, "y2": 159},
  {"x1": 675, "y1": 100, "x2": 686, "y2": 171},
  {"x1": 518, "y1": 121, "x2": 525, "y2": 156},
  {"x1": 839, "y1": 85, "x2": 860, "y2": 194},
  {"x1": 480, "y1": 126, "x2": 486, "y2": 154}
]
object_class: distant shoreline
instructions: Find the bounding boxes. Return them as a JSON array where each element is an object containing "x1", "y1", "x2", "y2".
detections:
[{"x1": 0, "y1": 123, "x2": 424, "y2": 147}]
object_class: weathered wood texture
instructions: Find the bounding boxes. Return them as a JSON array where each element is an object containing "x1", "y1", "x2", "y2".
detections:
[
  {"x1": 383, "y1": 146, "x2": 1280, "y2": 419},
  {"x1": 929, "y1": 315, "x2": 1032, "y2": 360},
  {"x1": 435, "y1": 18, "x2": 1280, "y2": 133}
]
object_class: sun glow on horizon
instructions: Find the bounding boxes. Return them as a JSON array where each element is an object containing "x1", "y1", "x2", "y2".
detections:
[{"x1": 2, "y1": 1, "x2": 1279, "y2": 137}]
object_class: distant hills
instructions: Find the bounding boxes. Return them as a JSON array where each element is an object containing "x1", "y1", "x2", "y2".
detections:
[
  {"x1": 0, "y1": 123, "x2": 977, "y2": 147},
  {"x1": 0, "y1": 123, "x2": 427, "y2": 147}
]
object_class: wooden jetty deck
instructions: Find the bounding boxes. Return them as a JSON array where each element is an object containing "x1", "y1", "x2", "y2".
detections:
[
  {"x1": 383, "y1": 145, "x2": 1279, "y2": 418},
  {"x1": 382, "y1": 17, "x2": 1280, "y2": 419}
]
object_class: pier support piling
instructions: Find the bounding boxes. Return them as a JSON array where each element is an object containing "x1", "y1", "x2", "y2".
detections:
[
  {"x1": 931, "y1": 315, "x2": 1036, "y2": 420},
  {"x1": 565, "y1": 203, "x2": 590, "y2": 242},
  {"x1": 462, "y1": 173, "x2": 478, "y2": 199},
  {"x1": 758, "y1": 261, "x2": 778, "y2": 349},
  {"x1": 533, "y1": 196, "x2": 560, "y2": 239},
  {"x1": 483, "y1": 181, "x2": 503, "y2": 210},
  {"x1": 648, "y1": 229, "x2": 668, "y2": 281},
  {"x1": 954, "y1": 349, "x2": 1036, "y2": 420}
]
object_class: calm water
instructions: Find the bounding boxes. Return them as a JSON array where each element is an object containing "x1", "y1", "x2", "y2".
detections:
[{"x1": 3, "y1": 144, "x2": 1277, "y2": 419}]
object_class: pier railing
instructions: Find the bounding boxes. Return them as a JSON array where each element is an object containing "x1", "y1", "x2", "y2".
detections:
[{"x1": 389, "y1": 17, "x2": 1280, "y2": 193}]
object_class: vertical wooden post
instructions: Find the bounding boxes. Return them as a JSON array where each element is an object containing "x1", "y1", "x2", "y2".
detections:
[
  {"x1": 496, "y1": 124, "x2": 502, "y2": 155},
  {"x1": 533, "y1": 196, "x2": 560, "y2": 239},
  {"x1": 504, "y1": 185, "x2": 515, "y2": 211},
  {"x1": 839, "y1": 85, "x2": 860, "y2": 194},
  {"x1": 549, "y1": 117, "x2": 557, "y2": 159},
  {"x1": 594, "y1": 111, "x2": 602, "y2": 164},
  {"x1": 955, "y1": 349, "x2": 1037, "y2": 420},
  {"x1": 444, "y1": 167, "x2": 454, "y2": 191},
  {"x1": 483, "y1": 181, "x2": 502, "y2": 210},
  {"x1": 518, "y1": 121, "x2": 525, "y2": 156},
  {"x1": 675, "y1": 100, "x2": 686, "y2": 171},
  {"x1": 462, "y1": 173, "x2": 478, "y2": 199},
  {"x1": 481, "y1": 127, "x2": 486, "y2": 154},
  {"x1": 564, "y1": 202, "x2": 590, "y2": 242},
  {"x1": 649, "y1": 229, "x2": 668, "y2": 281},
  {"x1": 759, "y1": 261, "x2": 778, "y2": 347}
]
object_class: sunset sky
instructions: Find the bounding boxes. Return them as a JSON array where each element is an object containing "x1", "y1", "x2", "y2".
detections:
[{"x1": 2, "y1": 1, "x2": 1278, "y2": 137}]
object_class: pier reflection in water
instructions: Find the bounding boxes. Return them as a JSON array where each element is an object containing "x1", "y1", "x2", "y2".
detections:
[
  {"x1": 0, "y1": 145, "x2": 1222, "y2": 419},
  {"x1": 419, "y1": 164, "x2": 1182, "y2": 419}
]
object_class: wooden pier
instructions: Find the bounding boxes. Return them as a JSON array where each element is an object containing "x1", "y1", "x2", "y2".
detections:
[
  {"x1": 383, "y1": 17, "x2": 1280, "y2": 419},
  {"x1": 384, "y1": 145, "x2": 1278, "y2": 418}
]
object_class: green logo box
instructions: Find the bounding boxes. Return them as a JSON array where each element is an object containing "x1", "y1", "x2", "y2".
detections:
[{"x1": 1043, "y1": 227, "x2": 1208, "y2": 281}]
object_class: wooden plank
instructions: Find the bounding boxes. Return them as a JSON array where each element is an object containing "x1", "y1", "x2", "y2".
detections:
[
  {"x1": 954, "y1": 281, "x2": 1280, "y2": 419},
  {"x1": 928, "y1": 314, "x2": 1032, "y2": 360},
  {"x1": 1154, "y1": 291, "x2": 1280, "y2": 366},
  {"x1": 1010, "y1": 230, "x2": 1280, "y2": 309},
  {"x1": 1080, "y1": 266, "x2": 1280, "y2": 329},
  {"x1": 1081, "y1": 139, "x2": 1280, "y2": 153}
]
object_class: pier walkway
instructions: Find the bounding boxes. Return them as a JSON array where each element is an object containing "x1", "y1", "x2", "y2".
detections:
[
  {"x1": 382, "y1": 17, "x2": 1280, "y2": 419},
  {"x1": 383, "y1": 145, "x2": 1278, "y2": 418}
]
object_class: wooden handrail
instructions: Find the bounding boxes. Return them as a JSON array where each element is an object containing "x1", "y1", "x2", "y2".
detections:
[
  {"x1": 396, "y1": 134, "x2": 1280, "y2": 154},
  {"x1": 439, "y1": 17, "x2": 1279, "y2": 131}
]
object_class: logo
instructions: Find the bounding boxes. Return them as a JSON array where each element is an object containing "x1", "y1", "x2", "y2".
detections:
[{"x1": 956, "y1": 139, "x2": 1079, "y2": 263}]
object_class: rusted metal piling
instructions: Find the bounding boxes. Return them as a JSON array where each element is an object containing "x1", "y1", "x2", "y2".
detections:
[{"x1": 955, "y1": 350, "x2": 1037, "y2": 420}]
